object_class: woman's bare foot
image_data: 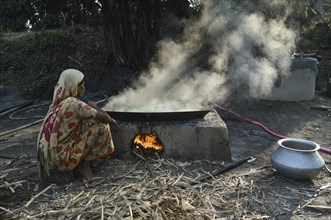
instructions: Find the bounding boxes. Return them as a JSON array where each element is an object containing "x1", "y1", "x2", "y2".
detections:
[
  {"x1": 91, "y1": 159, "x2": 104, "y2": 168},
  {"x1": 76, "y1": 161, "x2": 95, "y2": 181}
]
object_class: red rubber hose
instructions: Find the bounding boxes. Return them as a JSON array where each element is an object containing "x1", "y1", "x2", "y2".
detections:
[{"x1": 209, "y1": 100, "x2": 331, "y2": 154}]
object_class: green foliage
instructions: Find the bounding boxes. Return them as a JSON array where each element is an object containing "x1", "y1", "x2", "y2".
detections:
[
  {"x1": 0, "y1": 0, "x2": 102, "y2": 31},
  {"x1": 0, "y1": 30, "x2": 74, "y2": 98},
  {"x1": 303, "y1": 0, "x2": 331, "y2": 45}
]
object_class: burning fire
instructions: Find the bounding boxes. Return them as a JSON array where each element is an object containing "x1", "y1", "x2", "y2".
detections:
[{"x1": 133, "y1": 134, "x2": 164, "y2": 155}]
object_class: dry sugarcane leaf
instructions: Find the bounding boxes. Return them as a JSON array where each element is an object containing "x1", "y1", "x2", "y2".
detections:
[
  {"x1": 181, "y1": 199, "x2": 195, "y2": 211},
  {"x1": 305, "y1": 204, "x2": 331, "y2": 211},
  {"x1": 319, "y1": 182, "x2": 331, "y2": 190}
]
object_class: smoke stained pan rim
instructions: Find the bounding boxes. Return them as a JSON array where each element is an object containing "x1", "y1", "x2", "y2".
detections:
[{"x1": 106, "y1": 110, "x2": 211, "y2": 121}]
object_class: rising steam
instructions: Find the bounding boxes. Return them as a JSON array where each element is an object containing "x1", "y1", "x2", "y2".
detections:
[{"x1": 105, "y1": 0, "x2": 299, "y2": 112}]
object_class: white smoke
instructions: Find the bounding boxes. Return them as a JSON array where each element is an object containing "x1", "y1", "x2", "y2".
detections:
[{"x1": 105, "y1": 0, "x2": 299, "y2": 112}]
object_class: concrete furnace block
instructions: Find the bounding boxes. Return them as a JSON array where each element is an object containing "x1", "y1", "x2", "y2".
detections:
[
  {"x1": 196, "y1": 110, "x2": 230, "y2": 161},
  {"x1": 165, "y1": 126, "x2": 199, "y2": 160},
  {"x1": 111, "y1": 109, "x2": 231, "y2": 162}
]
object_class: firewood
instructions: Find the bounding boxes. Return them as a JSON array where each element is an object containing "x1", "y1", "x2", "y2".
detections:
[{"x1": 25, "y1": 184, "x2": 56, "y2": 207}]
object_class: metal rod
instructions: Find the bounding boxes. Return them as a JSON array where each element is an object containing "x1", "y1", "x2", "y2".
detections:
[{"x1": 96, "y1": 95, "x2": 110, "y2": 104}]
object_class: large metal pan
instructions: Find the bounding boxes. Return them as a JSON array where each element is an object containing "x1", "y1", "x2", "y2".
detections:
[{"x1": 106, "y1": 110, "x2": 211, "y2": 121}]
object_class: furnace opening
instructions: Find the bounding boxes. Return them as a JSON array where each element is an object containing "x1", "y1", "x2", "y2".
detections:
[{"x1": 132, "y1": 133, "x2": 164, "y2": 157}]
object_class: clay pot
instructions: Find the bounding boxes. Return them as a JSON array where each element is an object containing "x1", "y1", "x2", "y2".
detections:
[{"x1": 270, "y1": 138, "x2": 325, "y2": 180}]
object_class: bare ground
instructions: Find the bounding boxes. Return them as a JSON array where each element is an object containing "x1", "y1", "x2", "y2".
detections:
[
  {"x1": 0, "y1": 80, "x2": 330, "y2": 219},
  {"x1": 1, "y1": 45, "x2": 331, "y2": 219}
]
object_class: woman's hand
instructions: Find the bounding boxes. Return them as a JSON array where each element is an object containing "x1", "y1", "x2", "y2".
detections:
[
  {"x1": 109, "y1": 118, "x2": 119, "y2": 130},
  {"x1": 88, "y1": 100, "x2": 119, "y2": 129},
  {"x1": 87, "y1": 100, "x2": 98, "y2": 108}
]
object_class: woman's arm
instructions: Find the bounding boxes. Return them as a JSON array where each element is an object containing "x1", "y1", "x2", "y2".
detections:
[{"x1": 88, "y1": 101, "x2": 119, "y2": 129}]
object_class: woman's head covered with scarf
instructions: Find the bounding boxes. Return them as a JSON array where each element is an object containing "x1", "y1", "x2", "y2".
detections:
[{"x1": 52, "y1": 69, "x2": 84, "y2": 105}]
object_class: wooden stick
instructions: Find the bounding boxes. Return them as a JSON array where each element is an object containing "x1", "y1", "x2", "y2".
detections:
[
  {"x1": 0, "y1": 206, "x2": 13, "y2": 215},
  {"x1": 25, "y1": 184, "x2": 55, "y2": 207},
  {"x1": 146, "y1": 160, "x2": 155, "y2": 177},
  {"x1": 132, "y1": 149, "x2": 146, "y2": 161},
  {"x1": 45, "y1": 207, "x2": 84, "y2": 215},
  {"x1": 305, "y1": 204, "x2": 331, "y2": 211},
  {"x1": 101, "y1": 200, "x2": 104, "y2": 220},
  {"x1": 0, "y1": 180, "x2": 26, "y2": 189},
  {"x1": 0, "y1": 155, "x2": 15, "y2": 159},
  {"x1": 4, "y1": 181, "x2": 15, "y2": 193},
  {"x1": 310, "y1": 105, "x2": 331, "y2": 110},
  {"x1": 85, "y1": 195, "x2": 96, "y2": 207},
  {"x1": 128, "y1": 204, "x2": 133, "y2": 219},
  {"x1": 324, "y1": 165, "x2": 331, "y2": 175},
  {"x1": 111, "y1": 161, "x2": 142, "y2": 180}
]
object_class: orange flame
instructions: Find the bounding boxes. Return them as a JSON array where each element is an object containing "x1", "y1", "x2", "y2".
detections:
[{"x1": 133, "y1": 134, "x2": 164, "y2": 153}]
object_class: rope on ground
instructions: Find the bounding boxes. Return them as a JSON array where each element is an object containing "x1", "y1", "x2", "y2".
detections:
[
  {"x1": 9, "y1": 102, "x2": 50, "y2": 120},
  {"x1": 0, "y1": 119, "x2": 44, "y2": 138},
  {"x1": 0, "y1": 101, "x2": 35, "y2": 117}
]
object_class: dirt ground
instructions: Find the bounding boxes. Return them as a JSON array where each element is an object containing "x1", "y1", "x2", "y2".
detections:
[{"x1": 0, "y1": 62, "x2": 331, "y2": 218}]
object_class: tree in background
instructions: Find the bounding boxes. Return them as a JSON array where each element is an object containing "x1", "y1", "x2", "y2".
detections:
[
  {"x1": 0, "y1": 0, "x2": 195, "y2": 70},
  {"x1": 303, "y1": 0, "x2": 331, "y2": 47},
  {"x1": 101, "y1": 0, "x2": 194, "y2": 69},
  {"x1": 0, "y1": 0, "x2": 37, "y2": 31},
  {"x1": 3, "y1": 0, "x2": 329, "y2": 70},
  {"x1": 0, "y1": 0, "x2": 101, "y2": 31}
]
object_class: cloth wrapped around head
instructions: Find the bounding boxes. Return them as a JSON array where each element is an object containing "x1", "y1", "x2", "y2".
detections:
[{"x1": 52, "y1": 69, "x2": 84, "y2": 106}]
